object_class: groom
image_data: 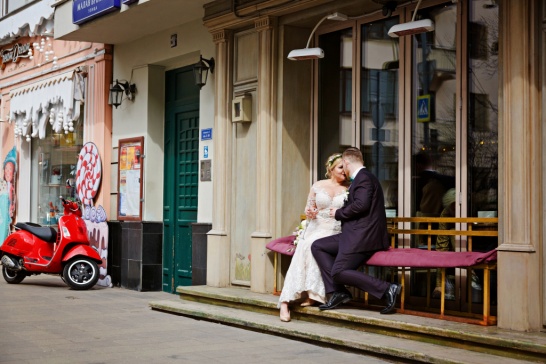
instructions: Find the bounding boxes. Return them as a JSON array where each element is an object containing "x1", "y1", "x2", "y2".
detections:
[{"x1": 311, "y1": 147, "x2": 401, "y2": 314}]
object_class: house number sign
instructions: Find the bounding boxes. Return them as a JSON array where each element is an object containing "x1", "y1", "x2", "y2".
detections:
[{"x1": 1, "y1": 43, "x2": 32, "y2": 70}]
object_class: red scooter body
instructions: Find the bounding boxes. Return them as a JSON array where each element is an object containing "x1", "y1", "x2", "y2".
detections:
[{"x1": 0, "y1": 198, "x2": 102, "y2": 290}]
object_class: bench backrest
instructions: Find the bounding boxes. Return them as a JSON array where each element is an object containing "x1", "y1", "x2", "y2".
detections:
[{"x1": 386, "y1": 217, "x2": 498, "y2": 251}]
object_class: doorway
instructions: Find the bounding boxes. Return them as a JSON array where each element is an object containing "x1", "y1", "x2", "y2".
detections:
[{"x1": 162, "y1": 66, "x2": 200, "y2": 293}]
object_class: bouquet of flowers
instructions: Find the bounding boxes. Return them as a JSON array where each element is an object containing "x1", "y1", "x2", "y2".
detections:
[{"x1": 293, "y1": 219, "x2": 308, "y2": 246}]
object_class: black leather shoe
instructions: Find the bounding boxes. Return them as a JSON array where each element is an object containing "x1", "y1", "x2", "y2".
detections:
[
  {"x1": 380, "y1": 283, "x2": 401, "y2": 314},
  {"x1": 318, "y1": 292, "x2": 352, "y2": 311}
]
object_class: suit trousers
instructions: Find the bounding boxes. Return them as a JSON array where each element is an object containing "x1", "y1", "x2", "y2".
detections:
[{"x1": 311, "y1": 234, "x2": 390, "y2": 299}]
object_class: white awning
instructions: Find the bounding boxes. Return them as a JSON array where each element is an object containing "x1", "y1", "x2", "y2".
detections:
[
  {"x1": 0, "y1": 1, "x2": 55, "y2": 46},
  {"x1": 9, "y1": 69, "x2": 85, "y2": 141}
]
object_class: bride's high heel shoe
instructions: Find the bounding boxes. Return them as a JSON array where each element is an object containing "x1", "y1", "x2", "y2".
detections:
[{"x1": 280, "y1": 302, "x2": 291, "y2": 322}]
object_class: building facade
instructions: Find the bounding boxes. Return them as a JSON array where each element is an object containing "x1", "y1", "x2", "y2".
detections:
[
  {"x1": 52, "y1": 0, "x2": 544, "y2": 332},
  {"x1": 0, "y1": 0, "x2": 113, "y2": 273}
]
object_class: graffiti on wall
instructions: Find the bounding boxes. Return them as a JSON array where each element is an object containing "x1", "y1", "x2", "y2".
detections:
[
  {"x1": 0, "y1": 147, "x2": 17, "y2": 245},
  {"x1": 76, "y1": 142, "x2": 111, "y2": 287}
]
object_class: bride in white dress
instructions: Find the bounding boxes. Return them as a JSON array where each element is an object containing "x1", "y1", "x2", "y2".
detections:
[{"x1": 279, "y1": 154, "x2": 349, "y2": 322}]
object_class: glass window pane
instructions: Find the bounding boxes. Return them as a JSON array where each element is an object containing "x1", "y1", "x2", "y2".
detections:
[
  {"x1": 411, "y1": 4, "x2": 457, "y2": 225},
  {"x1": 7, "y1": 0, "x2": 33, "y2": 13},
  {"x1": 31, "y1": 106, "x2": 84, "y2": 225},
  {"x1": 468, "y1": 0, "x2": 498, "y2": 221},
  {"x1": 317, "y1": 28, "x2": 353, "y2": 179},
  {"x1": 360, "y1": 17, "x2": 399, "y2": 215}
]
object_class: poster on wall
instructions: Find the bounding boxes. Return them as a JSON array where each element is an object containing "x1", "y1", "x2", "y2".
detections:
[{"x1": 117, "y1": 137, "x2": 143, "y2": 221}]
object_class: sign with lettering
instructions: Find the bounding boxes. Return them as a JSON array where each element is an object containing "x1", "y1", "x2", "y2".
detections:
[
  {"x1": 201, "y1": 128, "x2": 212, "y2": 141},
  {"x1": 1, "y1": 43, "x2": 32, "y2": 70},
  {"x1": 73, "y1": 0, "x2": 121, "y2": 25}
]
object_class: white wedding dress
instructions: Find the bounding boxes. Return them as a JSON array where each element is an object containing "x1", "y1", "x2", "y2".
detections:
[{"x1": 278, "y1": 186, "x2": 346, "y2": 307}]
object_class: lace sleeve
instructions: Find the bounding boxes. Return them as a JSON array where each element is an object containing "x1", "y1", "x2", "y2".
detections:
[{"x1": 304, "y1": 185, "x2": 317, "y2": 217}]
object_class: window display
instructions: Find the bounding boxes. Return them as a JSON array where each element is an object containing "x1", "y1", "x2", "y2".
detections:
[{"x1": 32, "y1": 122, "x2": 83, "y2": 226}]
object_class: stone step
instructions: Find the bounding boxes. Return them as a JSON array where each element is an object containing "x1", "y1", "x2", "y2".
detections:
[
  {"x1": 149, "y1": 286, "x2": 546, "y2": 363},
  {"x1": 150, "y1": 298, "x2": 538, "y2": 364}
]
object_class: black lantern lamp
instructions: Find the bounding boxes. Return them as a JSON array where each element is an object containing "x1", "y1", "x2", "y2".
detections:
[
  {"x1": 193, "y1": 56, "x2": 215, "y2": 90},
  {"x1": 109, "y1": 80, "x2": 136, "y2": 108}
]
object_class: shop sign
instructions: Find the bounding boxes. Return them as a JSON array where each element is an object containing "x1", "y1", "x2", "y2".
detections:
[
  {"x1": 1, "y1": 43, "x2": 32, "y2": 70},
  {"x1": 122, "y1": 0, "x2": 138, "y2": 4},
  {"x1": 73, "y1": 0, "x2": 121, "y2": 25}
]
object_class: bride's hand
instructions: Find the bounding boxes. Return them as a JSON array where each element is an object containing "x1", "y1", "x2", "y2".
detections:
[{"x1": 305, "y1": 206, "x2": 318, "y2": 219}]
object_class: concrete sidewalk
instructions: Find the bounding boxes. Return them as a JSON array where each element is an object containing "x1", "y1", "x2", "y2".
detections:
[{"x1": 0, "y1": 275, "x2": 394, "y2": 364}]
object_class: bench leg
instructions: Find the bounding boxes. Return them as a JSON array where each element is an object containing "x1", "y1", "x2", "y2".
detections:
[
  {"x1": 273, "y1": 252, "x2": 279, "y2": 295},
  {"x1": 400, "y1": 267, "x2": 405, "y2": 312},
  {"x1": 483, "y1": 267, "x2": 491, "y2": 324},
  {"x1": 440, "y1": 268, "x2": 445, "y2": 317},
  {"x1": 468, "y1": 268, "x2": 472, "y2": 314},
  {"x1": 426, "y1": 269, "x2": 431, "y2": 308}
]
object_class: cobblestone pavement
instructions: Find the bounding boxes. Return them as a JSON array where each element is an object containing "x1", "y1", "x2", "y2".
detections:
[{"x1": 0, "y1": 274, "x2": 395, "y2": 364}]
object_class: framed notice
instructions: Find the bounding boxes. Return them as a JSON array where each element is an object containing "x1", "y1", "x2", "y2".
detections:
[{"x1": 117, "y1": 137, "x2": 143, "y2": 221}]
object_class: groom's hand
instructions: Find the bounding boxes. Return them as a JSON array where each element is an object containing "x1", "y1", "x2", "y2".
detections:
[{"x1": 329, "y1": 208, "x2": 337, "y2": 217}]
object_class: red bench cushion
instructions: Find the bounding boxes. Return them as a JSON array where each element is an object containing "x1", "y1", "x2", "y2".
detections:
[
  {"x1": 266, "y1": 235, "x2": 296, "y2": 256},
  {"x1": 366, "y1": 248, "x2": 497, "y2": 268}
]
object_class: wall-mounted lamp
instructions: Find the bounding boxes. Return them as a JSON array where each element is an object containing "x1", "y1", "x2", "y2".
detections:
[
  {"x1": 388, "y1": 0, "x2": 434, "y2": 37},
  {"x1": 287, "y1": 12, "x2": 347, "y2": 61},
  {"x1": 193, "y1": 55, "x2": 215, "y2": 90},
  {"x1": 109, "y1": 79, "x2": 136, "y2": 108}
]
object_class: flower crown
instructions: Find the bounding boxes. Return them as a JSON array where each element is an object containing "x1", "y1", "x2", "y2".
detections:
[{"x1": 327, "y1": 154, "x2": 342, "y2": 167}]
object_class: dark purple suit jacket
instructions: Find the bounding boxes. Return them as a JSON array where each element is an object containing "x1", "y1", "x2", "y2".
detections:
[{"x1": 334, "y1": 168, "x2": 390, "y2": 254}]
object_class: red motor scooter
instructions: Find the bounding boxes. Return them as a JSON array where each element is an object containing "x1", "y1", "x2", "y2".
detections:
[{"x1": 0, "y1": 197, "x2": 102, "y2": 290}]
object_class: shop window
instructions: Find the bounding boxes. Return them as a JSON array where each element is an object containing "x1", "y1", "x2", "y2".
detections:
[{"x1": 31, "y1": 115, "x2": 83, "y2": 226}]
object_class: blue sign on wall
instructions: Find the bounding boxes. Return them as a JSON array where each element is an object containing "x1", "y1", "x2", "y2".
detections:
[
  {"x1": 122, "y1": 0, "x2": 138, "y2": 4},
  {"x1": 73, "y1": 0, "x2": 121, "y2": 25},
  {"x1": 417, "y1": 94, "x2": 431, "y2": 123},
  {"x1": 201, "y1": 128, "x2": 212, "y2": 141}
]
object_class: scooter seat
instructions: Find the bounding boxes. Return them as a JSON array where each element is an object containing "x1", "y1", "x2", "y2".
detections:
[{"x1": 15, "y1": 222, "x2": 58, "y2": 243}]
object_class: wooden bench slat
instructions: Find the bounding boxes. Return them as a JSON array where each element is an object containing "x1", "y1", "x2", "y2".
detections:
[{"x1": 387, "y1": 228, "x2": 498, "y2": 237}]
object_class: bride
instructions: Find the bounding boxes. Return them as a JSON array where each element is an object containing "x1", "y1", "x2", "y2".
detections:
[{"x1": 279, "y1": 153, "x2": 349, "y2": 322}]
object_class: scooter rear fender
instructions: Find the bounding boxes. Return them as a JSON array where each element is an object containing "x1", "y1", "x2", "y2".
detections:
[{"x1": 62, "y1": 245, "x2": 102, "y2": 264}]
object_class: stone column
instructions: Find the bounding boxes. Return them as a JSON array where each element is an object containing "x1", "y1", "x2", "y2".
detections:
[
  {"x1": 207, "y1": 30, "x2": 233, "y2": 287},
  {"x1": 250, "y1": 16, "x2": 277, "y2": 293},
  {"x1": 90, "y1": 46, "x2": 113, "y2": 215},
  {"x1": 497, "y1": 0, "x2": 542, "y2": 331}
]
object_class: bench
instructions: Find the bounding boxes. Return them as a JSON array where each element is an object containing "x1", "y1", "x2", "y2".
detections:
[
  {"x1": 266, "y1": 216, "x2": 498, "y2": 325},
  {"x1": 366, "y1": 217, "x2": 498, "y2": 325}
]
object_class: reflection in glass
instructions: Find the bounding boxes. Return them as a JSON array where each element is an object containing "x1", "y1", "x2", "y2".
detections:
[
  {"x1": 360, "y1": 18, "x2": 399, "y2": 212},
  {"x1": 317, "y1": 28, "x2": 353, "y2": 180},
  {"x1": 411, "y1": 4, "x2": 457, "y2": 222},
  {"x1": 31, "y1": 107, "x2": 84, "y2": 226},
  {"x1": 468, "y1": 0, "x2": 498, "y2": 221}
]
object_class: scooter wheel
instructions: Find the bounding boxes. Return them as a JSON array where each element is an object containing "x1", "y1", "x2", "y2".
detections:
[
  {"x1": 2, "y1": 266, "x2": 26, "y2": 284},
  {"x1": 62, "y1": 257, "x2": 99, "y2": 290}
]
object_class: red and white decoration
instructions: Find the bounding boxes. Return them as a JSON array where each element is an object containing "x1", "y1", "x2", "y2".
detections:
[{"x1": 76, "y1": 142, "x2": 102, "y2": 206}]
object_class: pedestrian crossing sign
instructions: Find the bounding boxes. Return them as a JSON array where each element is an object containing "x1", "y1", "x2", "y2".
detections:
[{"x1": 417, "y1": 94, "x2": 431, "y2": 122}]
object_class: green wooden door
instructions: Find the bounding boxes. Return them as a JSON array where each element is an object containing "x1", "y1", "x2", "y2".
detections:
[{"x1": 163, "y1": 66, "x2": 199, "y2": 293}]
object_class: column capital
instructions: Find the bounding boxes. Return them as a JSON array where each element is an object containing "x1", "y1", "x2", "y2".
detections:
[
  {"x1": 255, "y1": 16, "x2": 277, "y2": 32},
  {"x1": 212, "y1": 29, "x2": 232, "y2": 44}
]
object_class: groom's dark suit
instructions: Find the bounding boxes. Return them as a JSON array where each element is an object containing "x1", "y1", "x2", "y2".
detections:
[{"x1": 312, "y1": 167, "x2": 391, "y2": 299}]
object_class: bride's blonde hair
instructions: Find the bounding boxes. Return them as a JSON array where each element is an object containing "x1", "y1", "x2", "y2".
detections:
[{"x1": 325, "y1": 153, "x2": 342, "y2": 178}]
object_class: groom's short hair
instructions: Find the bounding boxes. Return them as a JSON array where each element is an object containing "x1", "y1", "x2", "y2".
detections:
[{"x1": 342, "y1": 147, "x2": 363, "y2": 164}]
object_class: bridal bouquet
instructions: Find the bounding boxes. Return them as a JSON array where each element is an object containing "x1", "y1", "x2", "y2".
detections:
[{"x1": 293, "y1": 219, "x2": 308, "y2": 246}]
